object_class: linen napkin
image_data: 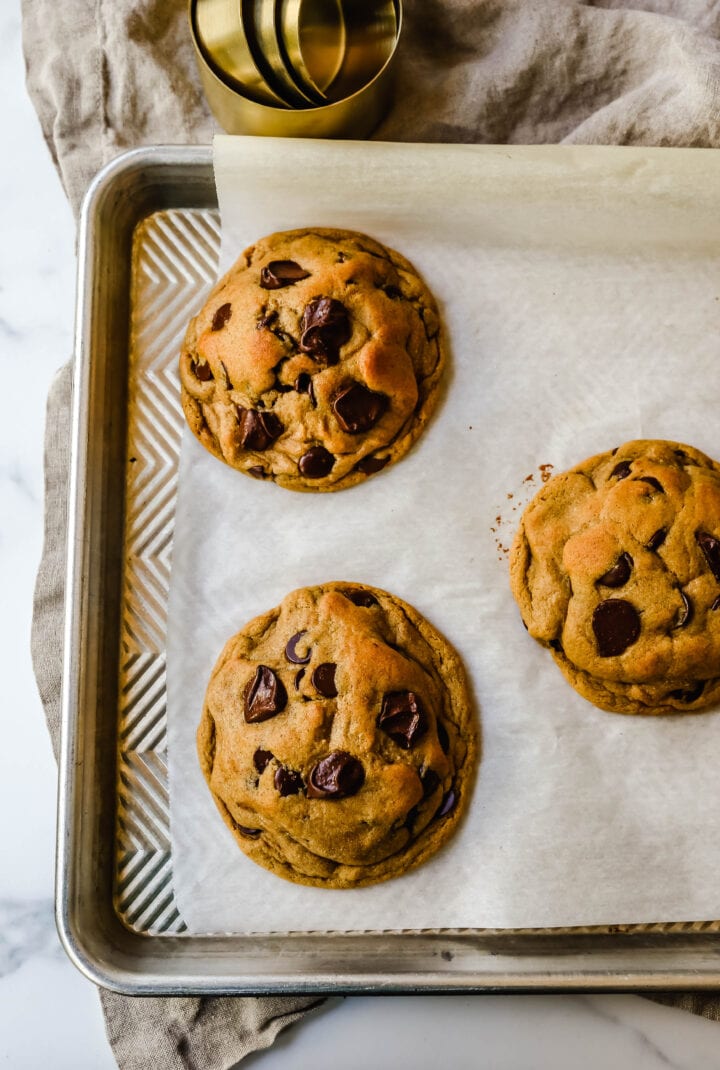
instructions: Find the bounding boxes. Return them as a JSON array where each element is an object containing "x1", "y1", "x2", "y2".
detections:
[{"x1": 24, "y1": 1, "x2": 720, "y2": 1066}]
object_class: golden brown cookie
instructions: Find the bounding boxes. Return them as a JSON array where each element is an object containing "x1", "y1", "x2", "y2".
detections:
[
  {"x1": 180, "y1": 228, "x2": 444, "y2": 492},
  {"x1": 510, "y1": 440, "x2": 720, "y2": 715},
  {"x1": 197, "y1": 583, "x2": 476, "y2": 887}
]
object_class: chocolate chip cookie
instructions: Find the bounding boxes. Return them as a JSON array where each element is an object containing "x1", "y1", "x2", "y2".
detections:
[
  {"x1": 197, "y1": 583, "x2": 476, "y2": 887},
  {"x1": 180, "y1": 228, "x2": 444, "y2": 492},
  {"x1": 510, "y1": 440, "x2": 720, "y2": 715}
]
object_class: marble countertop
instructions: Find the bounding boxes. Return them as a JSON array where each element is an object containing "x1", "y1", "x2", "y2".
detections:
[{"x1": 3, "y1": 5, "x2": 720, "y2": 1067}]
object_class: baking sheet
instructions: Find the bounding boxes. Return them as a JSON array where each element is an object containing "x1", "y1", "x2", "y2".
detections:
[{"x1": 167, "y1": 138, "x2": 720, "y2": 934}]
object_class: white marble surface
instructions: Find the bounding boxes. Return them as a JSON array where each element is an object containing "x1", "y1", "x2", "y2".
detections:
[{"x1": 3, "y1": 3, "x2": 720, "y2": 1068}]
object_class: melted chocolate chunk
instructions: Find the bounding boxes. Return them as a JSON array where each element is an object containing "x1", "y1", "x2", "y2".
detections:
[
  {"x1": 341, "y1": 588, "x2": 379, "y2": 607},
  {"x1": 598, "y1": 551, "x2": 633, "y2": 588},
  {"x1": 244, "y1": 666, "x2": 287, "y2": 722},
  {"x1": 307, "y1": 751, "x2": 365, "y2": 799},
  {"x1": 236, "y1": 408, "x2": 283, "y2": 451},
  {"x1": 299, "y1": 445, "x2": 334, "y2": 478},
  {"x1": 592, "y1": 599, "x2": 641, "y2": 657},
  {"x1": 294, "y1": 372, "x2": 317, "y2": 407},
  {"x1": 420, "y1": 768, "x2": 441, "y2": 797},
  {"x1": 311, "y1": 663, "x2": 337, "y2": 698},
  {"x1": 294, "y1": 667, "x2": 306, "y2": 689},
  {"x1": 355, "y1": 455, "x2": 389, "y2": 475},
  {"x1": 332, "y1": 382, "x2": 387, "y2": 434},
  {"x1": 610, "y1": 460, "x2": 632, "y2": 480},
  {"x1": 247, "y1": 466, "x2": 268, "y2": 479},
  {"x1": 405, "y1": 805, "x2": 419, "y2": 830},
  {"x1": 377, "y1": 691, "x2": 427, "y2": 749},
  {"x1": 274, "y1": 766, "x2": 304, "y2": 796},
  {"x1": 437, "y1": 721, "x2": 450, "y2": 753},
  {"x1": 236, "y1": 825, "x2": 262, "y2": 838},
  {"x1": 635, "y1": 476, "x2": 664, "y2": 493},
  {"x1": 193, "y1": 358, "x2": 213, "y2": 382},
  {"x1": 285, "y1": 630, "x2": 311, "y2": 665},
  {"x1": 257, "y1": 309, "x2": 278, "y2": 329},
  {"x1": 437, "y1": 789, "x2": 457, "y2": 817},
  {"x1": 299, "y1": 297, "x2": 351, "y2": 365},
  {"x1": 646, "y1": 528, "x2": 667, "y2": 551},
  {"x1": 253, "y1": 748, "x2": 273, "y2": 773},
  {"x1": 669, "y1": 681, "x2": 705, "y2": 703},
  {"x1": 712, "y1": 595, "x2": 720, "y2": 612},
  {"x1": 211, "y1": 302, "x2": 232, "y2": 331},
  {"x1": 696, "y1": 531, "x2": 720, "y2": 581},
  {"x1": 260, "y1": 260, "x2": 311, "y2": 289},
  {"x1": 673, "y1": 591, "x2": 693, "y2": 630}
]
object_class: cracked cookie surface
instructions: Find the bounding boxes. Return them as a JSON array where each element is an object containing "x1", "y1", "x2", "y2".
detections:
[
  {"x1": 180, "y1": 228, "x2": 445, "y2": 492},
  {"x1": 197, "y1": 583, "x2": 476, "y2": 888},
  {"x1": 509, "y1": 440, "x2": 720, "y2": 715}
]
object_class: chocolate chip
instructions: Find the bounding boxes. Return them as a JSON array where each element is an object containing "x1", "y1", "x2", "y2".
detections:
[
  {"x1": 341, "y1": 588, "x2": 379, "y2": 607},
  {"x1": 299, "y1": 297, "x2": 351, "y2": 365},
  {"x1": 253, "y1": 748, "x2": 273, "y2": 773},
  {"x1": 598, "y1": 552, "x2": 633, "y2": 588},
  {"x1": 193, "y1": 358, "x2": 213, "y2": 381},
  {"x1": 307, "y1": 751, "x2": 365, "y2": 799},
  {"x1": 299, "y1": 445, "x2": 334, "y2": 478},
  {"x1": 332, "y1": 382, "x2": 387, "y2": 434},
  {"x1": 377, "y1": 691, "x2": 427, "y2": 749},
  {"x1": 244, "y1": 666, "x2": 287, "y2": 722},
  {"x1": 672, "y1": 591, "x2": 693, "y2": 630},
  {"x1": 236, "y1": 408, "x2": 283, "y2": 451},
  {"x1": 211, "y1": 302, "x2": 232, "y2": 331},
  {"x1": 669, "y1": 681, "x2": 705, "y2": 703},
  {"x1": 712, "y1": 595, "x2": 720, "y2": 611},
  {"x1": 294, "y1": 372, "x2": 311, "y2": 393},
  {"x1": 285, "y1": 630, "x2": 311, "y2": 665},
  {"x1": 248, "y1": 466, "x2": 268, "y2": 479},
  {"x1": 437, "y1": 721, "x2": 450, "y2": 753},
  {"x1": 437, "y1": 789, "x2": 457, "y2": 817},
  {"x1": 311, "y1": 663, "x2": 337, "y2": 698},
  {"x1": 646, "y1": 528, "x2": 667, "y2": 551},
  {"x1": 592, "y1": 599, "x2": 641, "y2": 657},
  {"x1": 635, "y1": 476, "x2": 664, "y2": 493},
  {"x1": 610, "y1": 460, "x2": 632, "y2": 480},
  {"x1": 257, "y1": 310, "x2": 278, "y2": 329},
  {"x1": 420, "y1": 768, "x2": 440, "y2": 797},
  {"x1": 355, "y1": 455, "x2": 389, "y2": 475},
  {"x1": 696, "y1": 531, "x2": 720, "y2": 581},
  {"x1": 294, "y1": 667, "x2": 306, "y2": 689},
  {"x1": 260, "y1": 260, "x2": 311, "y2": 289},
  {"x1": 236, "y1": 825, "x2": 262, "y2": 838},
  {"x1": 274, "y1": 766, "x2": 304, "y2": 796}
]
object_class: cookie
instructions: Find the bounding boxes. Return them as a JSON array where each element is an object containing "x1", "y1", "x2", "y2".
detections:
[
  {"x1": 197, "y1": 583, "x2": 476, "y2": 888},
  {"x1": 179, "y1": 228, "x2": 444, "y2": 492},
  {"x1": 510, "y1": 440, "x2": 720, "y2": 715}
]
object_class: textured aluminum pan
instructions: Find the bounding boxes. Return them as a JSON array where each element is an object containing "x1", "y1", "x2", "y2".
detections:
[{"x1": 56, "y1": 145, "x2": 720, "y2": 994}]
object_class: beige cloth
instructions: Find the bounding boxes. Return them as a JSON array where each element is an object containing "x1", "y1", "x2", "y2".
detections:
[{"x1": 23, "y1": 0, "x2": 720, "y2": 1065}]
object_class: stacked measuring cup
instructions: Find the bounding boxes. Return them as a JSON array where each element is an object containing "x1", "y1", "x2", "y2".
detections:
[{"x1": 190, "y1": 0, "x2": 402, "y2": 137}]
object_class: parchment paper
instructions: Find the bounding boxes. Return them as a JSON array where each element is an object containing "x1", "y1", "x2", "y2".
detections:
[{"x1": 167, "y1": 138, "x2": 720, "y2": 933}]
